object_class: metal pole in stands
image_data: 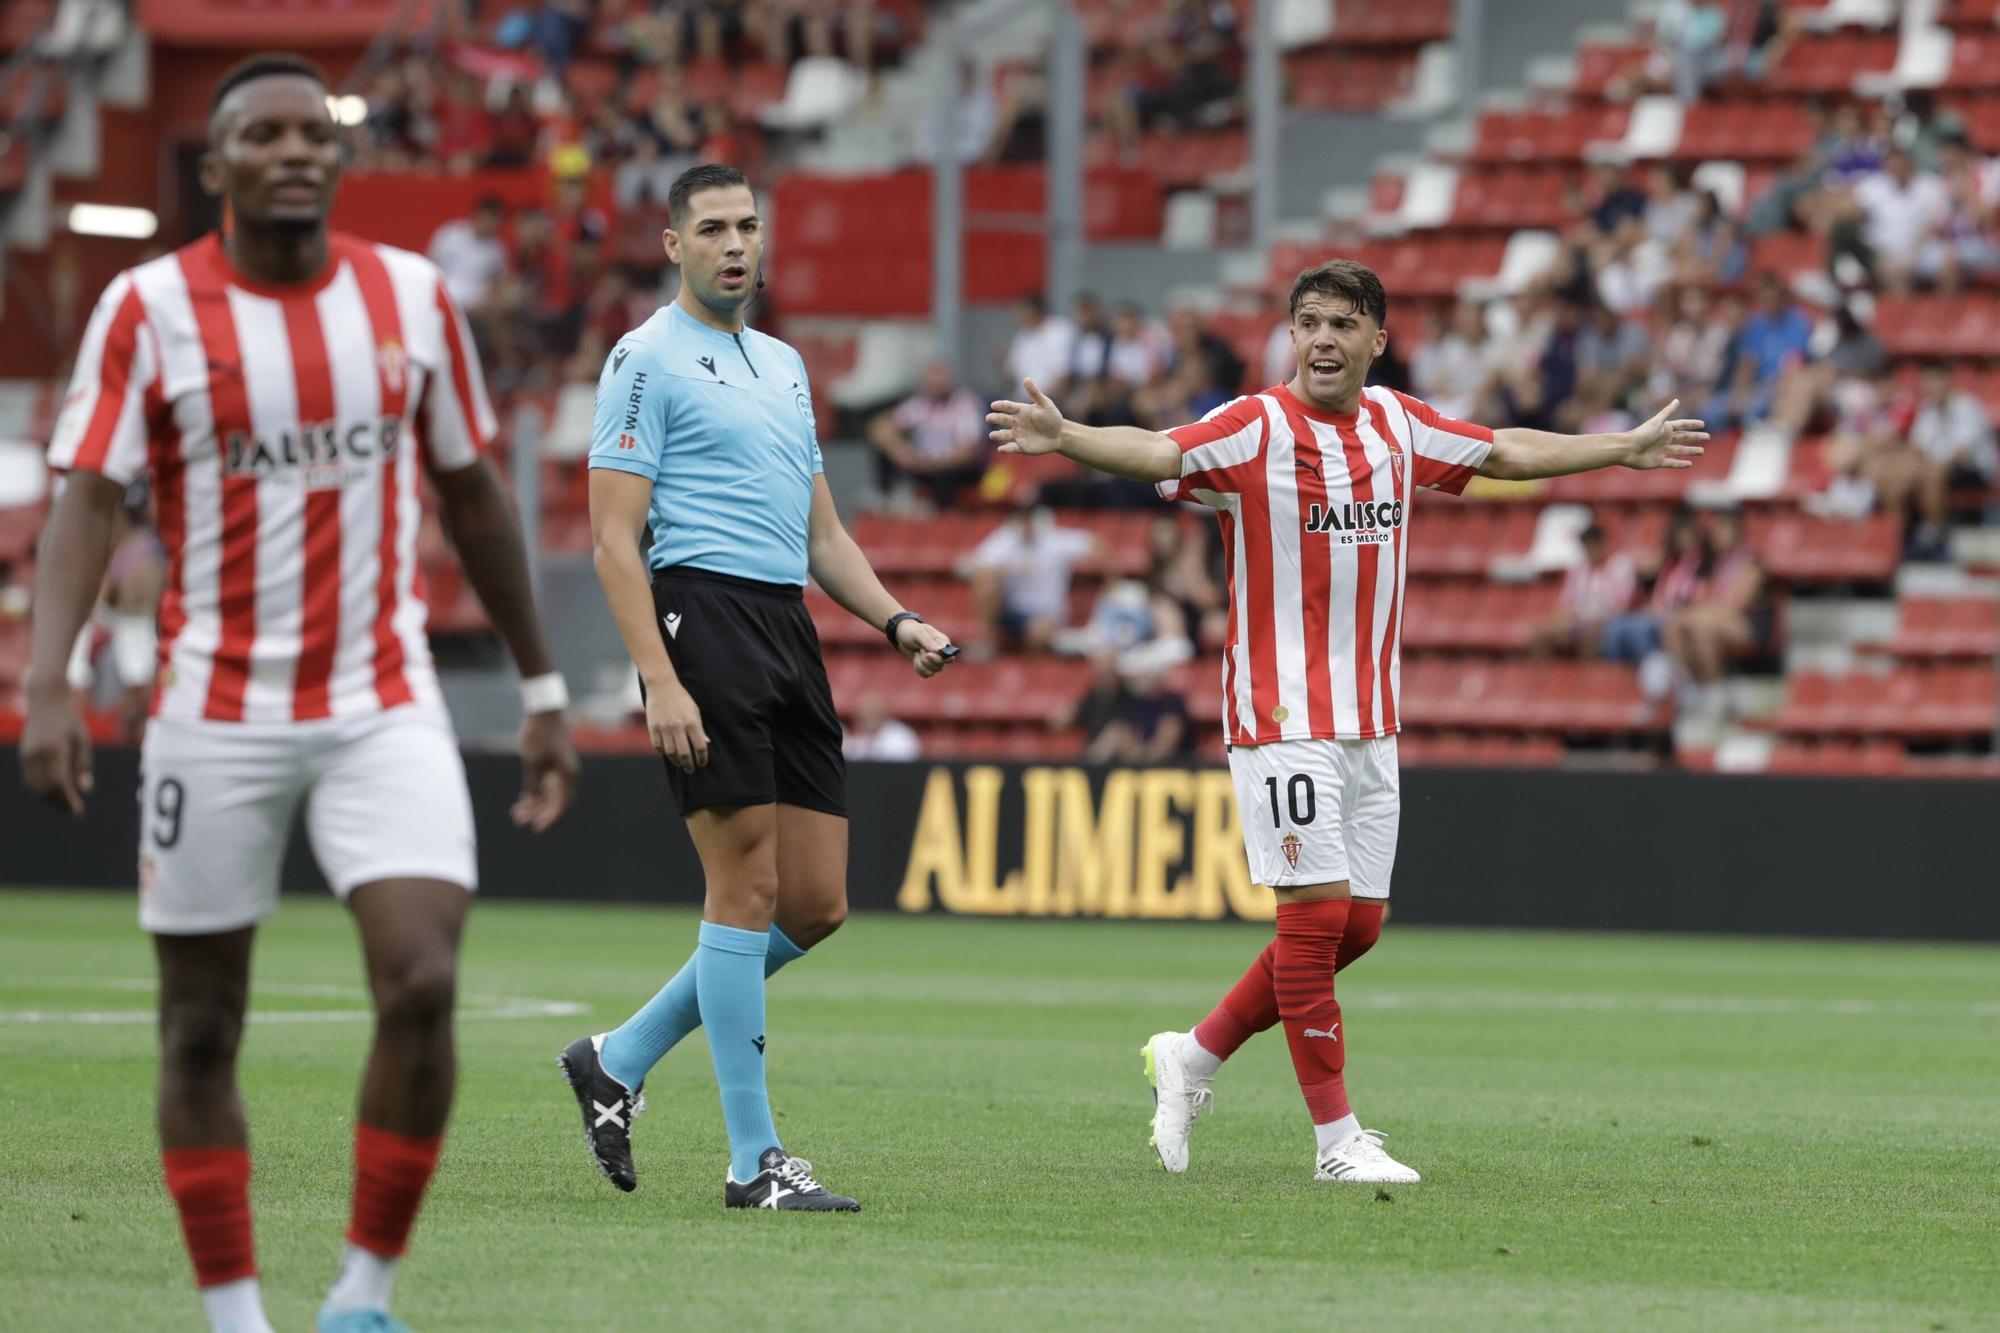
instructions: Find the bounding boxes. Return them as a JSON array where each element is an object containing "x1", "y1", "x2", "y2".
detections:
[
  {"x1": 510, "y1": 398, "x2": 543, "y2": 600},
  {"x1": 931, "y1": 16, "x2": 965, "y2": 380},
  {"x1": 1456, "y1": 0, "x2": 1486, "y2": 108},
  {"x1": 1046, "y1": 0, "x2": 1085, "y2": 318},
  {"x1": 1249, "y1": 0, "x2": 1281, "y2": 257}
]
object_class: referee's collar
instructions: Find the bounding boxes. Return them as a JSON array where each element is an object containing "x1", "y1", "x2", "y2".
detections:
[{"x1": 668, "y1": 299, "x2": 752, "y2": 342}]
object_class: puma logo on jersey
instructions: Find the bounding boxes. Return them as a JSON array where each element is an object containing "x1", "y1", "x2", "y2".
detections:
[
  {"x1": 697, "y1": 356, "x2": 717, "y2": 377},
  {"x1": 663, "y1": 613, "x2": 681, "y2": 639},
  {"x1": 1296, "y1": 456, "x2": 1322, "y2": 480},
  {"x1": 1304, "y1": 1024, "x2": 1340, "y2": 1041}
]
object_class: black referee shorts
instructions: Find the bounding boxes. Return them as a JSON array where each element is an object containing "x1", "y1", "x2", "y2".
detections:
[{"x1": 649, "y1": 566, "x2": 846, "y2": 819}]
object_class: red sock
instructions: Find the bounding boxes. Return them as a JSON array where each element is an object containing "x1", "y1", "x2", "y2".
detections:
[
  {"x1": 1191, "y1": 900, "x2": 1386, "y2": 1060},
  {"x1": 162, "y1": 1147, "x2": 256, "y2": 1288},
  {"x1": 1338, "y1": 899, "x2": 1384, "y2": 971},
  {"x1": 1274, "y1": 897, "x2": 1350, "y2": 1124},
  {"x1": 347, "y1": 1124, "x2": 443, "y2": 1260}
]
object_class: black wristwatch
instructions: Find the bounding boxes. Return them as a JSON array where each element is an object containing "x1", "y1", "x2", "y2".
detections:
[{"x1": 884, "y1": 610, "x2": 923, "y2": 649}]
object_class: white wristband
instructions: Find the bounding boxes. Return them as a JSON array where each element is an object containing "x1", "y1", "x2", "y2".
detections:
[{"x1": 520, "y1": 672, "x2": 570, "y2": 715}]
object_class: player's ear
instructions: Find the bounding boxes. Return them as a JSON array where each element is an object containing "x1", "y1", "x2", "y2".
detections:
[
  {"x1": 197, "y1": 148, "x2": 225, "y2": 199},
  {"x1": 1373, "y1": 324, "x2": 1388, "y2": 357},
  {"x1": 660, "y1": 224, "x2": 681, "y2": 266}
]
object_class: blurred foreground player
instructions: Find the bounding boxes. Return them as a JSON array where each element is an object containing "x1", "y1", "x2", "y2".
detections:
[
  {"x1": 559, "y1": 164, "x2": 956, "y2": 1211},
  {"x1": 990, "y1": 261, "x2": 1706, "y2": 1183},
  {"x1": 19, "y1": 56, "x2": 578, "y2": 1332}
]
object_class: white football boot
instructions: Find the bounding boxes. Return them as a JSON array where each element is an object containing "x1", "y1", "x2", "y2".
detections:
[
  {"x1": 1314, "y1": 1128, "x2": 1421, "y2": 1184},
  {"x1": 1142, "y1": 1031, "x2": 1213, "y2": 1173}
]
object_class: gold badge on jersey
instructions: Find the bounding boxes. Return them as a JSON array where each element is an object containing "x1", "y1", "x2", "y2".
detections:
[{"x1": 1271, "y1": 705, "x2": 1290, "y2": 723}]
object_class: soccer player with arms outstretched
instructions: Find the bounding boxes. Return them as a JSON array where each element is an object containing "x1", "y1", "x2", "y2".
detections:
[
  {"x1": 19, "y1": 56, "x2": 578, "y2": 1332},
  {"x1": 557, "y1": 164, "x2": 956, "y2": 1212},
  {"x1": 989, "y1": 261, "x2": 1705, "y2": 1184}
]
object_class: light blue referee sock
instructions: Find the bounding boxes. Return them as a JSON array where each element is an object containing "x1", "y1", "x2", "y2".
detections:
[
  {"x1": 695, "y1": 921, "x2": 781, "y2": 1182},
  {"x1": 599, "y1": 925, "x2": 806, "y2": 1092}
]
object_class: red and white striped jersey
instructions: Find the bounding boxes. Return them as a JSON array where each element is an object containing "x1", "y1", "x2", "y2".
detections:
[
  {"x1": 47, "y1": 231, "x2": 496, "y2": 723},
  {"x1": 1159, "y1": 382, "x2": 1494, "y2": 745}
]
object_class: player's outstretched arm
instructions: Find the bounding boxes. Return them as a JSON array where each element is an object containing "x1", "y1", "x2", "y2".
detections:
[
  {"x1": 988, "y1": 378, "x2": 1181, "y2": 483},
  {"x1": 19, "y1": 472, "x2": 124, "y2": 814},
  {"x1": 431, "y1": 458, "x2": 579, "y2": 829},
  {"x1": 1480, "y1": 399, "x2": 1709, "y2": 481},
  {"x1": 806, "y1": 477, "x2": 955, "y2": 678}
]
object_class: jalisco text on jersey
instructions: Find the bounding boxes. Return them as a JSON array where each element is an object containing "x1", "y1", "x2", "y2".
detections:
[{"x1": 222, "y1": 415, "x2": 403, "y2": 476}]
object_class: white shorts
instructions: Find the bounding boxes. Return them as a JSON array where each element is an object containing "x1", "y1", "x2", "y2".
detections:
[
  {"x1": 1227, "y1": 736, "x2": 1400, "y2": 899},
  {"x1": 136, "y1": 702, "x2": 478, "y2": 935}
]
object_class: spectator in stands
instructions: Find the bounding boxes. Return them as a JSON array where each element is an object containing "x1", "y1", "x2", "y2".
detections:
[
  {"x1": 1497, "y1": 297, "x2": 1584, "y2": 433},
  {"x1": 1723, "y1": 272, "x2": 1811, "y2": 426},
  {"x1": 1650, "y1": 284, "x2": 1737, "y2": 418},
  {"x1": 842, "y1": 695, "x2": 922, "y2": 762},
  {"x1": 1587, "y1": 163, "x2": 1647, "y2": 236},
  {"x1": 990, "y1": 64, "x2": 1049, "y2": 163},
  {"x1": 527, "y1": 0, "x2": 592, "y2": 74},
  {"x1": 963, "y1": 507, "x2": 1096, "y2": 653},
  {"x1": 1673, "y1": 189, "x2": 1748, "y2": 286},
  {"x1": 1643, "y1": 163, "x2": 1702, "y2": 251},
  {"x1": 1111, "y1": 0, "x2": 1241, "y2": 151},
  {"x1": 638, "y1": 66, "x2": 708, "y2": 163},
  {"x1": 1105, "y1": 304, "x2": 1170, "y2": 420},
  {"x1": 1529, "y1": 522, "x2": 1637, "y2": 659},
  {"x1": 429, "y1": 195, "x2": 511, "y2": 315},
  {"x1": 915, "y1": 59, "x2": 1000, "y2": 165},
  {"x1": 1829, "y1": 146, "x2": 1951, "y2": 292},
  {"x1": 1663, "y1": 509, "x2": 1770, "y2": 715},
  {"x1": 1877, "y1": 364, "x2": 1999, "y2": 559},
  {"x1": 1924, "y1": 131, "x2": 2000, "y2": 292},
  {"x1": 1770, "y1": 302, "x2": 1885, "y2": 436},
  {"x1": 1146, "y1": 512, "x2": 1225, "y2": 649},
  {"x1": 1602, "y1": 510, "x2": 1707, "y2": 666},
  {"x1": 485, "y1": 84, "x2": 543, "y2": 169},
  {"x1": 1564, "y1": 301, "x2": 1650, "y2": 432},
  {"x1": 1068, "y1": 653, "x2": 1191, "y2": 764},
  {"x1": 1065, "y1": 293, "x2": 1119, "y2": 424},
  {"x1": 1411, "y1": 301, "x2": 1499, "y2": 422},
  {"x1": 1597, "y1": 207, "x2": 1672, "y2": 317},
  {"x1": 1760, "y1": 100, "x2": 1885, "y2": 236},
  {"x1": 866, "y1": 362, "x2": 990, "y2": 511},
  {"x1": 1806, "y1": 365, "x2": 1904, "y2": 520},
  {"x1": 1001, "y1": 292, "x2": 1077, "y2": 401}
]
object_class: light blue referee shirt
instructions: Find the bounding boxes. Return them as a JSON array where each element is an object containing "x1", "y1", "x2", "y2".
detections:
[{"x1": 588, "y1": 301, "x2": 823, "y2": 586}]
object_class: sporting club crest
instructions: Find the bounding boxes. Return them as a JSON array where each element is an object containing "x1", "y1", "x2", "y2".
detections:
[{"x1": 1281, "y1": 832, "x2": 1303, "y2": 870}]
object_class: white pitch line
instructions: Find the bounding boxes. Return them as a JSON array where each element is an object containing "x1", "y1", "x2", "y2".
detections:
[{"x1": 0, "y1": 979, "x2": 587, "y2": 1026}]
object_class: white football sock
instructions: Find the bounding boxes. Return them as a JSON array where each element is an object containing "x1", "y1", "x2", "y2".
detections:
[
  {"x1": 321, "y1": 1242, "x2": 399, "y2": 1316},
  {"x1": 1179, "y1": 1031, "x2": 1223, "y2": 1080},
  {"x1": 201, "y1": 1277, "x2": 273, "y2": 1333},
  {"x1": 1313, "y1": 1113, "x2": 1362, "y2": 1157}
]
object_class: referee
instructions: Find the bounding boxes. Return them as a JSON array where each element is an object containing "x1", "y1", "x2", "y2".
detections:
[{"x1": 558, "y1": 164, "x2": 954, "y2": 1211}]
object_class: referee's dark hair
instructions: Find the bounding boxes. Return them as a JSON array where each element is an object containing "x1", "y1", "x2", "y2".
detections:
[
  {"x1": 668, "y1": 163, "x2": 752, "y2": 229},
  {"x1": 209, "y1": 53, "x2": 328, "y2": 121},
  {"x1": 1289, "y1": 259, "x2": 1388, "y2": 329}
]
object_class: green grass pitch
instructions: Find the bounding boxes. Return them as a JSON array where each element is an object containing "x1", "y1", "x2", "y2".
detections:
[{"x1": 2, "y1": 887, "x2": 1996, "y2": 1331}]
